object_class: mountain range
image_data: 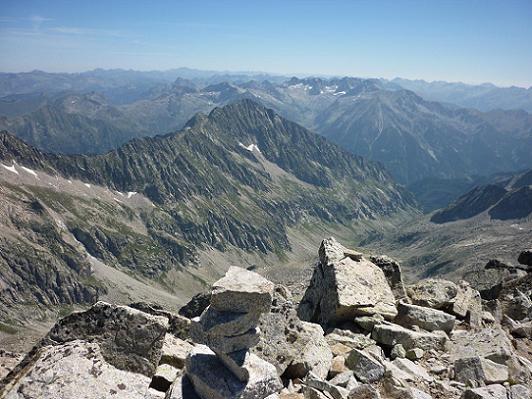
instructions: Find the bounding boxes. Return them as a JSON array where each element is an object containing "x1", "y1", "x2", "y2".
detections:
[
  {"x1": 0, "y1": 99, "x2": 414, "y2": 326},
  {"x1": 1, "y1": 73, "x2": 531, "y2": 212}
]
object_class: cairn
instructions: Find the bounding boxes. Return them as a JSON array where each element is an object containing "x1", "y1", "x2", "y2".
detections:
[{"x1": 185, "y1": 266, "x2": 282, "y2": 399}]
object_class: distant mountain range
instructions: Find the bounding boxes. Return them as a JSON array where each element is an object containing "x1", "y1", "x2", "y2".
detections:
[
  {"x1": 392, "y1": 78, "x2": 532, "y2": 112},
  {"x1": 431, "y1": 169, "x2": 532, "y2": 223},
  {"x1": 0, "y1": 100, "x2": 414, "y2": 321},
  {"x1": 1, "y1": 70, "x2": 531, "y2": 210}
]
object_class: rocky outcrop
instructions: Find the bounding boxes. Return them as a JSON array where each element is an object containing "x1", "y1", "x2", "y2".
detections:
[
  {"x1": 184, "y1": 267, "x2": 282, "y2": 399},
  {"x1": 369, "y1": 254, "x2": 408, "y2": 301},
  {"x1": 1, "y1": 302, "x2": 177, "y2": 398},
  {"x1": 298, "y1": 238, "x2": 397, "y2": 326},
  {"x1": 517, "y1": 249, "x2": 532, "y2": 267},
  {"x1": 394, "y1": 301, "x2": 456, "y2": 333}
]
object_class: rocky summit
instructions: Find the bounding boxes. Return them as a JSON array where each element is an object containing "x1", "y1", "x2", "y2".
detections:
[{"x1": 1, "y1": 237, "x2": 531, "y2": 399}]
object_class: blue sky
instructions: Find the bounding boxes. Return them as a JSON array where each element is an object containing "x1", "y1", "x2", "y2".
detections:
[{"x1": 1, "y1": 0, "x2": 531, "y2": 87}]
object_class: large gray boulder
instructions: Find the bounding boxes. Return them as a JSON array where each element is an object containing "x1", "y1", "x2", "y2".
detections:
[
  {"x1": 298, "y1": 238, "x2": 397, "y2": 327},
  {"x1": 447, "y1": 327, "x2": 514, "y2": 363},
  {"x1": 254, "y1": 286, "x2": 332, "y2": 380},
  {"x1": 345, "y1": 349, "x2": 385, "y2": 383},
  {"x1": 371, "y1": 322, "x2": 447, "y2": 351},
  {"x1": 461, "y1": 384, "x2": 508, "y2": 399},
  {"x1": 3, "y1": 340, "x2": 152, "y2": 399},
  {"x1": 395, "y1": 301, "x2": 456, "y2": 333},
  {"x1": 406, "y1": 279, "x2": 458, "y2": 309},
  {"x1": 454, "y1": 356, "x2": 509, "y2": 386},
  {"x1": 210, "y1": 266, "x2": 275, "y2": 313},
  {"x1": 48, "y1": 301, "x2": 168, "y2": 376}
]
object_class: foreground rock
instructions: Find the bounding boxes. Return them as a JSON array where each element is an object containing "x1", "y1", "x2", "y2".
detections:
[
  {"x1": 184, "y1": 267, "x2": 282, "y2": 399},
  {"x1": 1, "y1": 302, "x2": 172, "y2": 398},
  {"x1": 254, "y1": 286, "x2": 332, "y2": 380},
  {"x1": 371, "y1": 322, "x2": 447, "y2": 351},
  {"x1": 298, "y1": 238, "x2": 397, "y2": 326},
  {"x1": 4, "y1": 340, "x2": 153, "y2": 399},
  {"x1": 395, "y1": 301, "x2": 456, "y2": 333}
]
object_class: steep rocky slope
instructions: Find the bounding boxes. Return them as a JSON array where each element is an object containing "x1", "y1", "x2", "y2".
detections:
[
  {"x1": 2, "y1": 76, "x2": 531, "y2": 192},
  {"x1": 0, "y1": 100, "x2": 415, "y2": 336},
  {"x1": 431, "y1": 169, "x2": 532, "y2": 223}
]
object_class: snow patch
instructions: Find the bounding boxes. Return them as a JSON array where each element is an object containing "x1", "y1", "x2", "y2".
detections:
[
  {"x1": 127, "y1": 191, "x2": 137, "y2": 199},
  {"x1": 84, "y1": 183, "x2": 91, "y2": 189},
  {"x1": 427, "y1": 148, "x2": 438, "y2": 161},
  {"x1": 238, "y1": 142, "x2": 261, "y2": 153},
  {"x1": 20, "y1": 166, "x2": 39, "y2": 179},
  {"x1": 333, "y1": 91, "x2": 346, "y2": 96},
  {"x1": 67, "y1": 180, "x2": 72, "y2": 184},
  {"x1": 1, "y1": 163, "x2": 18, "y2": 175}
]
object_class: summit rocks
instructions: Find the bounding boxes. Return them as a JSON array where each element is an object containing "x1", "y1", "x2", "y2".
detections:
[{"x1": 298, "y1": 237, "x2": 397, "y2": 327}]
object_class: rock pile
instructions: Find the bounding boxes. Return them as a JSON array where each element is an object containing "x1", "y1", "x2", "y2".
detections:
[
  {"x1": 184, "y1": 266, "x2": 282, "y2": 399},
  {"x1": 2, "y1": 237, "x2": 532, "y2": 399}
]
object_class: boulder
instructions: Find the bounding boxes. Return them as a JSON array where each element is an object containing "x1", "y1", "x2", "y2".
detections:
[
  {"x1": 329, "y1": 370, "x2": 355, "y2": 387},
  {"x1": 371, "y1": 323, "x2": 447, "y2": 351},
  {"x1": 304, "y1": 374, "x2": 350, "y2": 399},
  {"x1": 345, "y1": 349, "x2": 385, "y2": 383},
  {"x1": 167, "y1": 375, "x2": 202, "y2": 399},
  {"x1": 405, "y1": 348, "x2": 424, "y2": 360},
  {"x1": 447, "y1": 327, "x2": 514, "y2": 363},
  {"x1": 395, "y1": 301, "x2": 456, "y2": 333},
  {"x1": 391, "y1": 344, "x2": 406, "y2": 359},
  {"x1": 406, "y1": 279, "x2": 458, "y2": 309},
  {"x1": 461, "y1": 384, "x2": 507, "y2": 399},
  {"x1": 325, "y1": 329, "x2": 376, "y2": 350},
  {"x1": 452, "y1": 281, "x2": 483, "y2": 327},
  {"x1": 508, "y1": 384, "x2": 531, "y2": 399},
  {"x1": 160, "y1": 334, "x2": 194, "y2": 369},
  {"x1": 391, "y1": 358, "x2": 432, "y2": 383},
  {"x1": 47, "y1": 301, "x2": 168, "y2": 376},
  {"x1": 369, "y1": 254, "x2": 408, "y2": 300},
  {"x1": 3, "y1": 340, "x2": 152, "y2": 399},
  {"x1": 129, "y1": 301, "x2": 191, "y2": 340},
  {"x1": 298, "y1": 238, "x2": 397, "y2": 327},
  {"x1": 179, "y1": 292, "x2": 211, "y2": 319},
  {"x1": 185, "y1": 345, "x2": 282, "y2": 399},
  {"x1": 210, "y1": 266, "x2": 275, "y2": 313},
  {"x1": 454, "y1": 356, "x2": 508, "y2": 386},
  {"x1": 150, "y1": 363, "x2": 180, "y2": 392},
  {"x1": 517, "y1": 249, "x2": 532, "y2": 267},
  {"x1": 254, "y1": 288, "x2": 332, "y2": 379},
  {"x1": 347, "y1": 384, "x2": 381, "y2": 399}
]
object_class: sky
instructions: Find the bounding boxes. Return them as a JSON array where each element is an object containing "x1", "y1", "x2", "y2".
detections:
[{"x1": 0, "y1": 0, "x2": 531, "y2": 87}]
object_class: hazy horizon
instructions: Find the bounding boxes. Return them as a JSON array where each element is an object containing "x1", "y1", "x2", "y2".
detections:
[
  {"x1": 1, "y1": 65, "x2": 531, "y2": 90},
  {"x1": 1, "y1": 0, "x2": 531, "y2": 88}
]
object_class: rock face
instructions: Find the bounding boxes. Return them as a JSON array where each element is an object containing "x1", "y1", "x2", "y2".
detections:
[
  {"x1": 1, "y1": 302, "x2": 175, "y2": 398},
  {"x1": 3, "y1": 340, "x2": 153, "y2": 399},
  {"x1": 369, "y1": 254, "x2": 408, "y2": 300},
  {"x1": 185, "y1": 267, "x2": 282, "y2": 399},
  {"x1": 371, "y1": 322, "x2": 447, "y2": 351},
  {"x1": 518, "y1": 249, "x2": 532, "y2": 267},
  {"x1": 406, "y1": 278, "x2": 482, "y2": 327},
  {"x1": 395, "y1": 301, "x2": 456, "y2": 333},
  {"x1": 254, "y1": 286, "x2": 332, "y2": 380},
  {"x1": 298, "y1": 238, "x2": 397, "y2": 326}
]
